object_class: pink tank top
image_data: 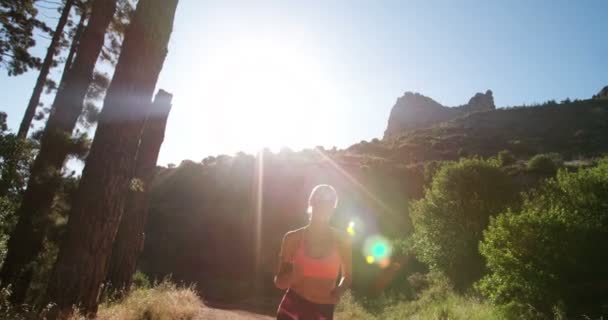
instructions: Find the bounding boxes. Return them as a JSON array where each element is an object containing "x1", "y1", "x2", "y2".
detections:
[{"x1": 293, "y1": 233, "x2": 341, "y2": 279}]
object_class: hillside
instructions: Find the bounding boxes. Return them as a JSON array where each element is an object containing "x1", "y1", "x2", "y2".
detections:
[
  {"x1": 384, "y1": 90, "x2": 495, "y2": 137},
  {"x1": 354, "y1": 98, "x2": 608, "y2": 163}
]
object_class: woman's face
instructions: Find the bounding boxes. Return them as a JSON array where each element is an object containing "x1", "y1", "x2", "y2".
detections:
[{"x1": 310, "y1": 200, "x2": 335, "y2": 223}]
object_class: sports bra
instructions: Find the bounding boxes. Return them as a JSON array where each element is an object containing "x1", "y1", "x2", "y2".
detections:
[{"x1": 292, "y1": 232, "x2": 341, "y2": 280}]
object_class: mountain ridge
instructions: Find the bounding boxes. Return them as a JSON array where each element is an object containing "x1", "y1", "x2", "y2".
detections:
[{"x1": 384, "y1": 90, "x2": 495, "y2": 137}]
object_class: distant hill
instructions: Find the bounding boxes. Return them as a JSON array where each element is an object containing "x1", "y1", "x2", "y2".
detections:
[
  {"x1": 358, "y1": 96, "x2": 608, "y2": 163},
  {"x1": 384, "y1": 90, "x2": 495, "y2": 137}
]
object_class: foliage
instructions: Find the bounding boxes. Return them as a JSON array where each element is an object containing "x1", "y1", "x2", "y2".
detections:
[
  {"x1": 22, "y1": 174, "x2": 78, "y2": 307},
  {"x1": 2, "y1": 280, "x2": 203, "y2": 320},
  {"x1": 335, "y1": 291, "x2": 377, "y2": 319},
  {"x1": 0, "y1": 113, "x2": 36, "y2": 197},
  {"x1": 479, "y1": 159, "x2": 608, "y2": 318},
  {"x1": 90, "y1": 280, "x2": 203, "y2": 320},
  {"x1": 141, "y1": 150, "x2": 425, "y2": 297},
  {"x1": 497, "y1": 150, "x2": 515, "y2": 167},
  {"x1": 0, "y1": 0, "x2": 53, "y2": 75},
  {"x1": 0, "y1": 113, "x2": 35, "y2": 263},
  {"x1": 527, "y1": 153, "x2": 560, "y2": 174},
  {"x1": 411, "y1": 158, "x2": 519, "y2": 289},
  {"x1": 336, "y1": 273, "x2": 509, "y2": 320},
  {"x1": 0, "y1": 196, "x2": 16, "y2": 264},
  {"x1": 131, "y1": 270, "x2": 151, "y2": 290}
]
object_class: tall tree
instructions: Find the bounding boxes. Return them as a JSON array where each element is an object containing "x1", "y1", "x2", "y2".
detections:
[
  {"x1": 46, "y1": 0, "x2": 178, "y2": 317},
  {"x1": 33, "y1": 0, "x2": 133, "y2": 132},
  {"x1": 57, "y1": 1, "x2": 89, "y2": 95},
  {"x1": 0, "y1": 0, "x2": 52, "y2": 75},
  {"x1": 0, "y1": 0, "x2": 117, "y2": 305},
  {"x1": 106, "y1": 89, "x2": 172, "y2": 295},
  {"x1": 17, "y1": 0, "x2": 75, "y2": 139}
]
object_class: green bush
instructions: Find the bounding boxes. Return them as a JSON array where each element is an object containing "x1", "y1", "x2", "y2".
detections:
[
  {"x1": 497, "y1": 150, "x2": 516, "y2": 167},
  {"x1": 479, "y1": 158, "x2": 608, "y2": 318},
  {"x1": 527, "y1": 153, "x2": 560, "y2": 174},
  {"x1": 336, "y1": 273, "x2": 509, "y2": 320},
  {"x1": 131, "y1": 270, "x2": 151, "y2": 290},
  {"x1": 411, "y1": 158, "x2": 519, "y2": 290}
]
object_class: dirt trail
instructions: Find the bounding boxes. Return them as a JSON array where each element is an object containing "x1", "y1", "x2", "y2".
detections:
[
  {"x1": 198, "y1": 298, "x2": 278, "y2": 320},
  {"x1": 200, "y1": 307, "x2": 274, "y2": 319}
]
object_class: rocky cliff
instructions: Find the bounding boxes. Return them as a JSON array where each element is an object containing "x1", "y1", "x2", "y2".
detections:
[
  {"x1": 593, "y1": 86, "x2": 608, "y2": 100},
  {"x1": 384, "y1": 90, "x2": 495, "y2": 137}
]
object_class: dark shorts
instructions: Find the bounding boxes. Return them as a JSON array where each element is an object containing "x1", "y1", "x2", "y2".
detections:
[{"x1": 276, "y1": 289, "x2": 335, "y2": 320}]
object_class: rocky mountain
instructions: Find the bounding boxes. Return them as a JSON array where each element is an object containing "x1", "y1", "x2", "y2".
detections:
[
  {"x1": 355, "y1": 97, "x2": 608, "y2": 164},
  {"x1": 384, "y1": 90, "x2": 495, "y2": 137},
  {"x1": 593, "y1": 85, "x2": 608, "y2": 99}
]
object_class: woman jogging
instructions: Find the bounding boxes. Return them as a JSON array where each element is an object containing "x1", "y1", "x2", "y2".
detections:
[{"x1": 274, "y1": 184, "x2": 352, "y2": 320}]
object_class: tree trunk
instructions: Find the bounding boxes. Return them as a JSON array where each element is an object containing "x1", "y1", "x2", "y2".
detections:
[
  {"x1": 17, "y1": 0, "x2": 74, "y2": 139},
  {"x1": 58, "y1": 7, "x2": 88, "y2": 89},
  {"x1": 45, "y1": 0, "x2": 178, "y2": 317},
  {"x1": 0, "y1": 0, "x2": 117, "y2": 305},
  {"x1": 105, "y1": 89, "x2": 172, "y2": 296},
  {"x1": 0, "y1": 0, "x2": 76, "y2": 199}
]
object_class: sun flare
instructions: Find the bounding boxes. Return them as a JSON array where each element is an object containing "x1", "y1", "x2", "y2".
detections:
[{"x1": 188, "y1": 36, "x2": 341, "y2": 153}]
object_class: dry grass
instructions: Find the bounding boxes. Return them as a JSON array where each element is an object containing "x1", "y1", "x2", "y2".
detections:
[{"x1": 68, "y1": 280, "x2": 204, "y2": 320}]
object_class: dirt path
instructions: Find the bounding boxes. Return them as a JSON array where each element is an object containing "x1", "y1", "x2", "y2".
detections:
[
  {"x1": 200, "y1": 307, "x2": 274, "y2": 319},
  {"x1": 198, "y1": 298, "x2": 278, "y2": 320}
]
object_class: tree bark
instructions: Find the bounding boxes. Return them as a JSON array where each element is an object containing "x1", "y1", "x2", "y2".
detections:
[
  {"x1": 105, "y1": 89, "x2": 172, "y2": 295},
  {"x1": 0, "y1": 0, "x2": 117, "y2": 305},
  {"x1": 17, "y1": 0, "x2": 74, "y2": 139},
  {"x1": 45, "y1": 0, "x2": 178, "y2": 317},
  {"x1": 58, "y1": 7, "x2": 88, "y2": 89}
]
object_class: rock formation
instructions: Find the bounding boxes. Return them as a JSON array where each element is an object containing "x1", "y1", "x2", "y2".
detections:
[
  {"x1": 593, "y1": 86, "x2": 608, "y2": 100},
  {"x1": 384, "y1": 90, "x2": 495, "y2": 138}
]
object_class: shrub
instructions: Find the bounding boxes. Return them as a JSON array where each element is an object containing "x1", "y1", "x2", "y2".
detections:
[
  {"x1": 131, "y1": 270, "x2": 150, "y2": 290},
  {"x1": 527, "y1": 153, "x2": 560, "y2": 174},
  {"x1": 92, "y1": 280, "x2": 203, "y2": 320},
  {"x1": 423, "y1": 161, "x2": 441, "y2": 185},
  {"x1": 479, "y1": 159, "x2": 608, "y2": 318},
  {"x1": 497, "y1": 150, "x2": 516, "y2": 167},
  {"x1": 411, "y1": 158, "x2": 519, "y2": 289},
  {"x1": 335, "y1": 291, "x2": 377, "y2": 320},
  {"x1": 336, "y1": 273, "x2": 508, "y2": 320}
]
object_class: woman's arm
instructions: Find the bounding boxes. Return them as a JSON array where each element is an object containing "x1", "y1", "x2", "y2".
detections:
[{"x1": 274, "y1": 232, "x2": 295, "y2": 290}]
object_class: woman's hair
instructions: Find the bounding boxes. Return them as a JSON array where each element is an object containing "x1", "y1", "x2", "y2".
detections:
[{"x1": 307, "y1": 184, "x2": 338, "y2": 215}]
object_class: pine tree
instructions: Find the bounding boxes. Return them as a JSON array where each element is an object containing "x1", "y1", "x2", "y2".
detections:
[
  {"x1": 106, "y1": 89, "x2": 173, "y2": 296},
  {"x1": 46, "y1": 0, "x2": 178, "y2": 317},
  {"x1": 0, "y1": 0, "x2": 53, "y2": 75},
  {"x1": 57, "y1": 1, "x2": 89, "y2": 94},
  {"x1": 17, "y1": 0, "x2": 75, "y2": 139},
  {"x1": 0, "y1": 0, "x2": 117, "y2": 305}
]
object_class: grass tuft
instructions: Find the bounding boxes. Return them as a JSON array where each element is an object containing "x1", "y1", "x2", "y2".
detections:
[{"x1": 68, "y1": 280, "x2": 204, "y2": 320}]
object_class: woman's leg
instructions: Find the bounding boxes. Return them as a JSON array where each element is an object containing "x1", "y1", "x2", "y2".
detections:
[
  {"x1": 277, "y1": 290, "x2": 336, "y2": 320},
  {"x1": 276, "y1": 290, "x2": 299, "y2": 320},
  {"x1": 316, "y1": 303, "x2": 335, "y2": 320}
]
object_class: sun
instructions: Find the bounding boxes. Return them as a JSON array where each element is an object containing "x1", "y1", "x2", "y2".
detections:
[{"x1": 188, "y1": 35, "x2": 341, "y2": 153}]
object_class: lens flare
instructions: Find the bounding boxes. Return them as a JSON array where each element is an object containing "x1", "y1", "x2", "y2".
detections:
[
  {"x1": 346, "y1": 221, "x2": 355, "y2": 236},
  {"x1": 366, "y1": 255, "x2": 375, "y2": 264},
  {"x1": 379, "y1": 258, "x2": 391, "y2": 269},
  {"x1": 363, "y1": 235, "x2": 392, "y2": 265},
  {"x1": 372, "y1": 243, "x2": 387, "y2": 257}
]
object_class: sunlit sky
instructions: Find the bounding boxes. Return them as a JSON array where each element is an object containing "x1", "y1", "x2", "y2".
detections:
[{"x1": 1, "y1": 0, "x2": 607, "y2": 165}]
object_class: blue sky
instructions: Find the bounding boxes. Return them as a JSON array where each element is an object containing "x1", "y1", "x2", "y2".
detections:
[{"x1": 1, "y1": 0, "x2": 606, "y2": 165}]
